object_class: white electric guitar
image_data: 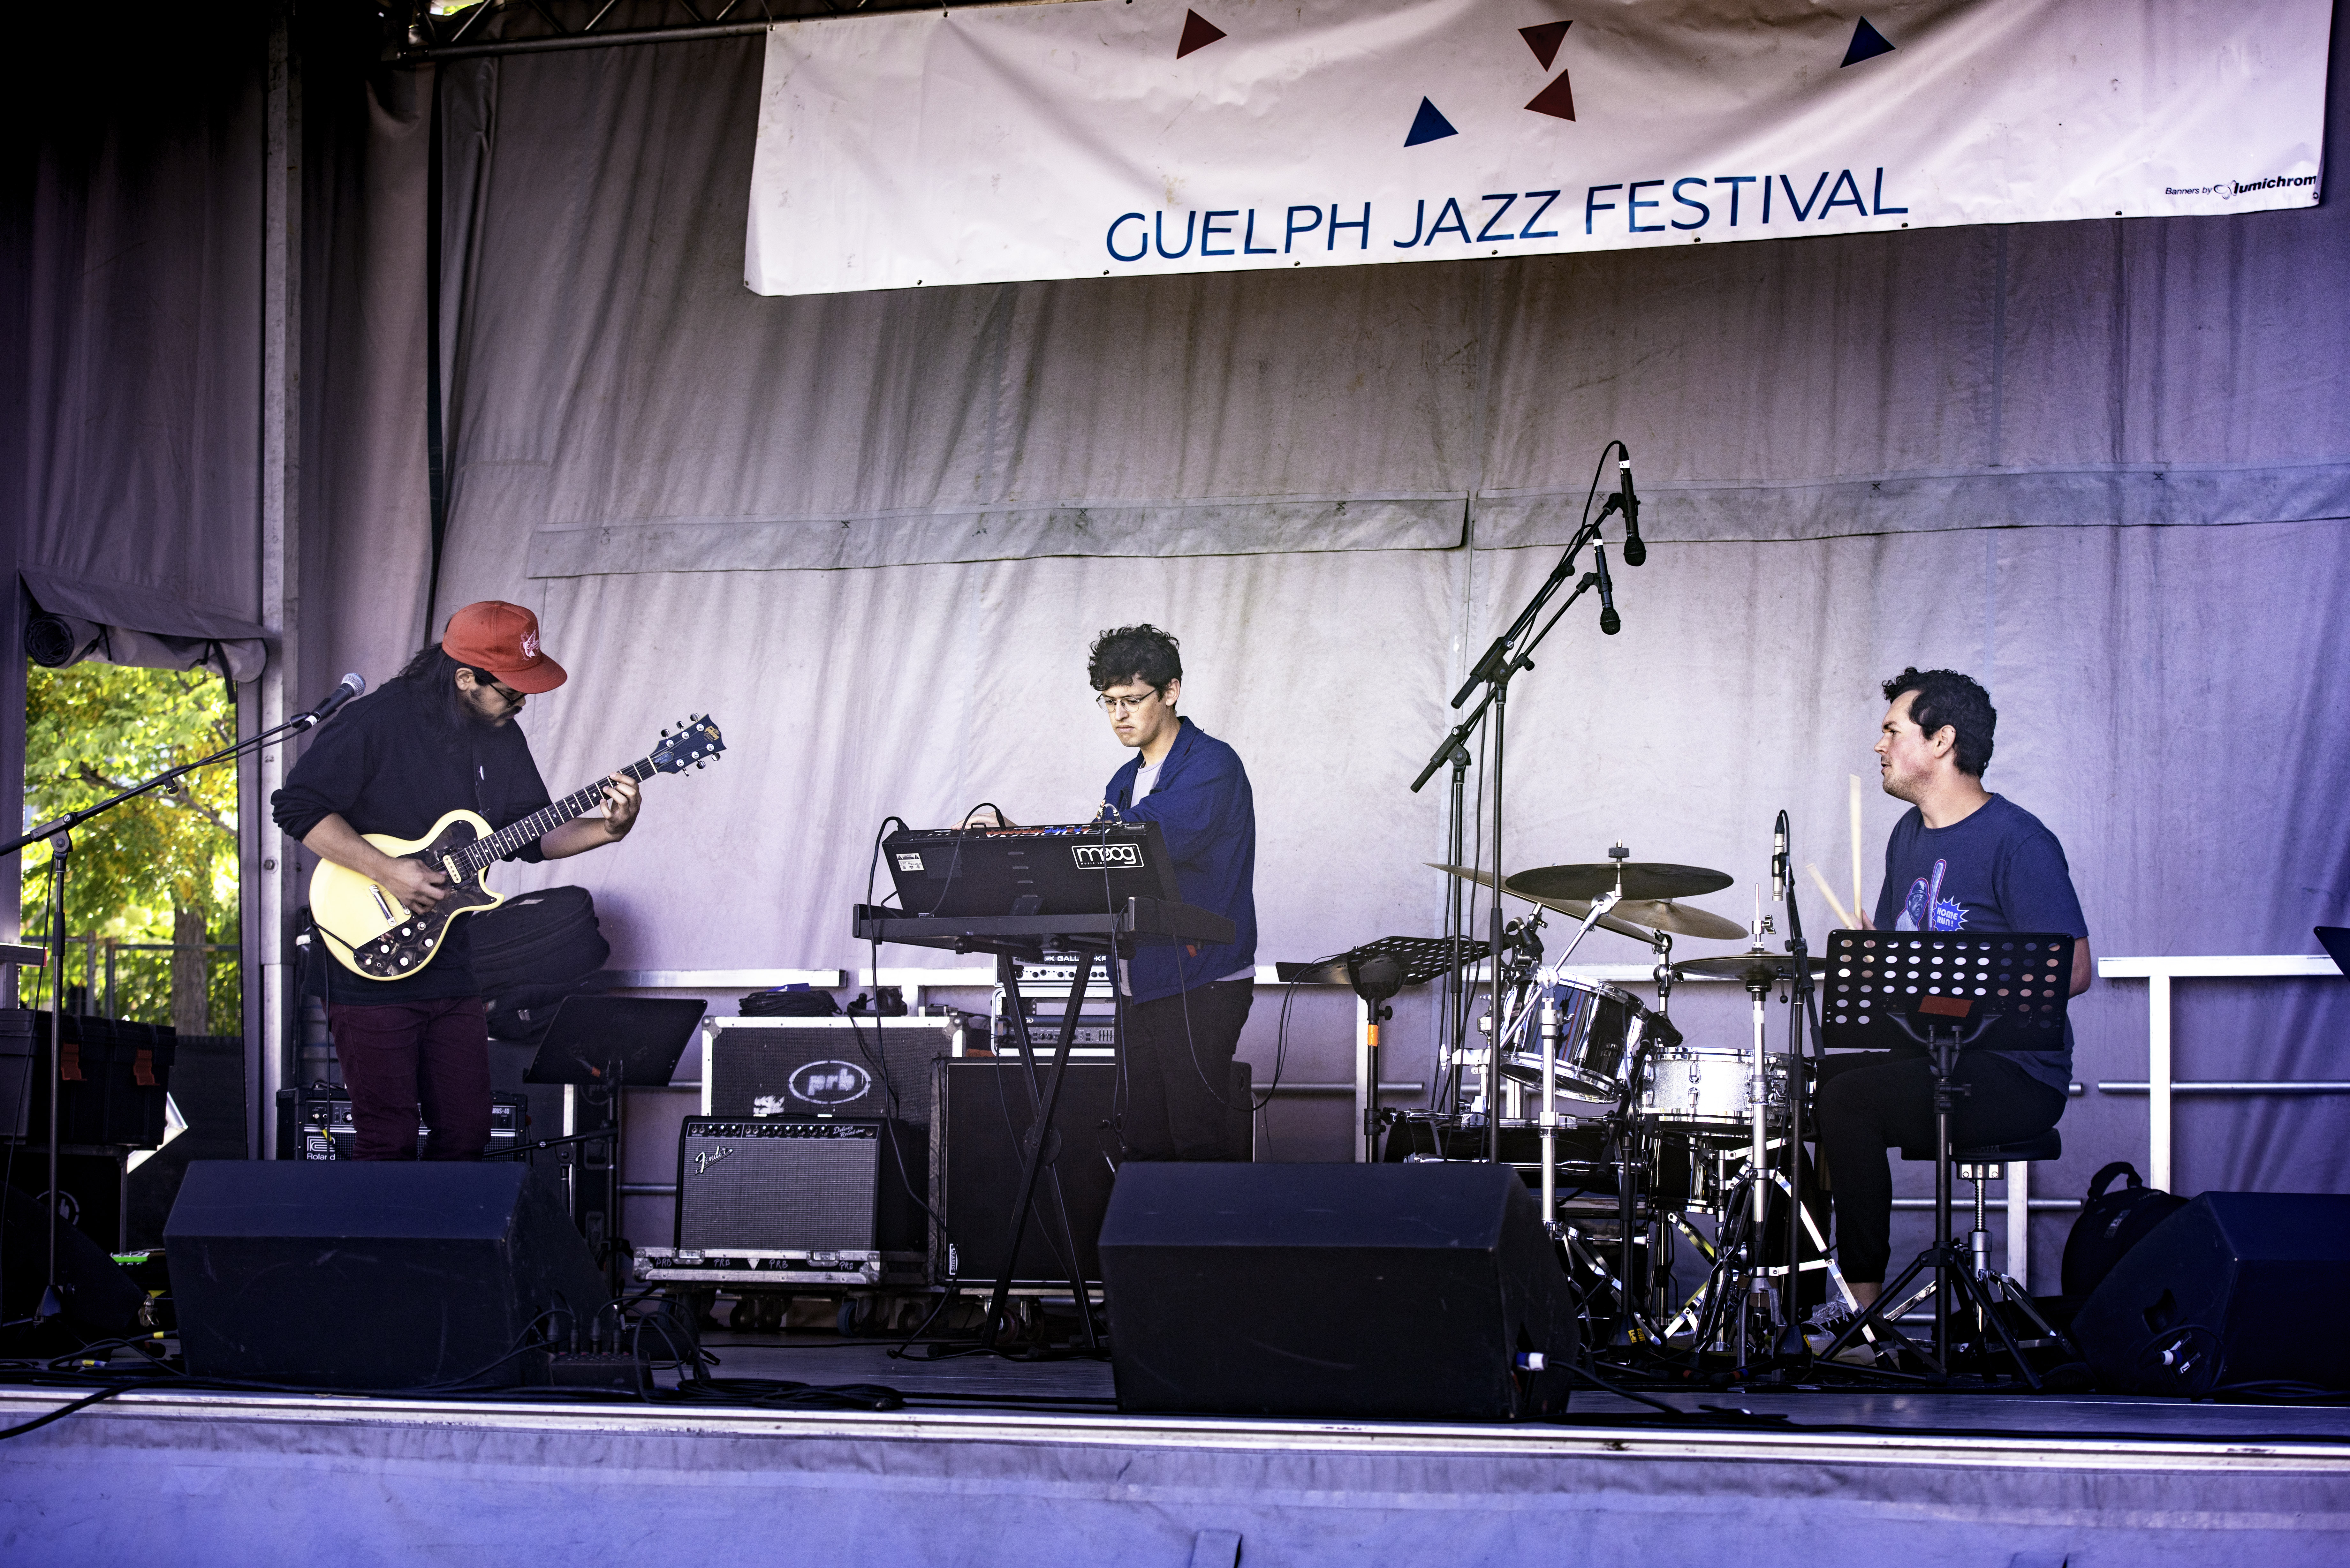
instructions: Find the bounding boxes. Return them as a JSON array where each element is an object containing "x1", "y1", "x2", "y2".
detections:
[{"x1": 308, "y1": 715, "x2": 725, "y2": 980}]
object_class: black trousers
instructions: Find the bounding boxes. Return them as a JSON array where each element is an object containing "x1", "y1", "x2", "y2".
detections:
[
  {"x1": 1119, "y1": 980, "x2": 1254, "y2": 1161},
  {"x1": 1814, "y1": 1049, "x2": 2065, "y2": 1286},
  {"x1": 328, "y1": 997, "x2": 494, "y2": 1161}
]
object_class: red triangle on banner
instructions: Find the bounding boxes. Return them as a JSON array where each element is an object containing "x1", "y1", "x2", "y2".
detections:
[
  {"x1": 1519, "y1": 20, "x2": 1571, "y2": 72},
  {"x1": 1177, "y1": 10, "x2": 1226, "y2": 59},
  {"x1": 1525, "y1": 70, "x2": 1575, "y2": 122}
]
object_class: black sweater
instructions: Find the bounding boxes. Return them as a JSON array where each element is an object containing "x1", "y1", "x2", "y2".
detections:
[{"x1": 272, "y1": 679, "x2": 552, "y2": 1003}]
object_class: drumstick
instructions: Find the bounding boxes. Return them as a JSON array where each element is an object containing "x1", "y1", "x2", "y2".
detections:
[
  {"x1": 1849, "y1": 773, "x2": 1865, "y2": 927},
  {"x1": 1807, "y1": 863, "x2": 1855, "y2": 930}
]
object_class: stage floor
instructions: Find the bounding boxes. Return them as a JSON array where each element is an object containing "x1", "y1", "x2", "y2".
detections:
[{"x1": 4, "y1": 1333, "x2": 2347, "y2": 1566}]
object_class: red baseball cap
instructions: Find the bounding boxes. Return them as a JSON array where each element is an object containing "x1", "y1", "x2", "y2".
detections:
[{"x1": 442, "y1": 601, "x2": 568, "y2": 694}]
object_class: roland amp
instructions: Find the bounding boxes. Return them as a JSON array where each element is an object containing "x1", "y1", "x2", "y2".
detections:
[{"x1": 639, "y1": 1115, "x2": 927, "y2": 1288}]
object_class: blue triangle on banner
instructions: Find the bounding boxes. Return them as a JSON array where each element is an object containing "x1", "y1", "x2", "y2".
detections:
[
  {"x1": 1405, "y1": 97, "x2": 1459, "y2": 147},
  {"x1": 1841, "y1": 17, "x2": 1895, "y2": 66}
]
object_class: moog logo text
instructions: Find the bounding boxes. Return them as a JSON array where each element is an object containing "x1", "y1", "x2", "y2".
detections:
[{"x1": 1073, "y1": 842, "x2": 1141, "y2": 871}]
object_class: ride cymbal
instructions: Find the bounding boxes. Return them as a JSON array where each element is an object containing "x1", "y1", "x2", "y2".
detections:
[
  {"x1": 1424, "y1": 863, "x2": 1656, "y2": 943},
  {"x1": 1507, "y1": 862, "x2": 1735, "y2": 903}
]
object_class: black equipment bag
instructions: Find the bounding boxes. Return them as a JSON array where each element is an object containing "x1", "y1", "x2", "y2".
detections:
[
  {"x1": 470, "y1": 886, "x2": 610, "y2": 994},
  {"x1": 470, "y1": 886, "x2": 611, "y2": 1043},
  {"x1": 741, "y1": 987, "x2": 841, "y2": 1018},
  {"x1": 2061, "y1": 1160, "x2": 2188, "y2": 1299}
]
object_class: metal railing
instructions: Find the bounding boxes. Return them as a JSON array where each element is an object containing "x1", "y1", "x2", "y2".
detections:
[{"x1": 18, "y1": 934, "x2": 242, "y2": 1033}]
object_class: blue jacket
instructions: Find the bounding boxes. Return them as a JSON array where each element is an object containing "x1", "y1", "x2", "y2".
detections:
[{"x1": 1099, "y1": 717, "x2": 1256, "y2": 1003}]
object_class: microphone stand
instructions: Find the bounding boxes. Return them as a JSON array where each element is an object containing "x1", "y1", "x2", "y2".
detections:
[
  {"x1": 1412, "y1": 514, "x2": 1607, "y2": 1162},
  {"x1": 1, "y1": 698, "x2": 342, "y2": 1331}
]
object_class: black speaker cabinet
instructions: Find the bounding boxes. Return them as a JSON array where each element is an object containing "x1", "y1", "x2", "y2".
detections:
[
  {"x1": 931, "y1": 1059, "x2": 1251, "y2": 1286},
  {"x1": 164, "y1": 1160, "x2": 611, "y2": 1389},
  {"x1": 675, "y1": 1115, "x2": 925, "y2": 1260},
  {"x1": 1098, "y1": 1162, "x2": 1578, "y2": 1420},
  {"x1": 2071, "y1": 1191, "x2": 2350, "y2": 1396}
]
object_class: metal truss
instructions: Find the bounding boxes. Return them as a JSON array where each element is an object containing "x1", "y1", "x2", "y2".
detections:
[{"x1": 387, "y1": 0, "x2": 1040, "y2": 63}]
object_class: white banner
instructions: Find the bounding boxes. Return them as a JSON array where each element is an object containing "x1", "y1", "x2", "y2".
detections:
[{"x1": 746, "y1": 0, "x2": 2330, "y2": 298}]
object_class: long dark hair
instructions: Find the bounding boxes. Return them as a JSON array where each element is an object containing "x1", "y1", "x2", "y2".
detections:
[{"x1": 393, "y1": 642, "x2": 495, "y2": 737}]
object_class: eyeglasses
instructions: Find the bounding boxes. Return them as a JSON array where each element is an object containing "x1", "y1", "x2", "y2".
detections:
[{"x1": 1095, "y1": 689, "x2": 1162, "y2": 715}]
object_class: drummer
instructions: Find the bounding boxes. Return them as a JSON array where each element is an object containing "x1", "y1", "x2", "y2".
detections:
[{"x1": 1816, "y1": 668, "x2": 2091, "y2": 1312}]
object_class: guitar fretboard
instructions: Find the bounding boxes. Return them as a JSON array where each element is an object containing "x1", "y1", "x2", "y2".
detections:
[{"x1": 455, "y1": 756, "x2": 658, "y2": 875}]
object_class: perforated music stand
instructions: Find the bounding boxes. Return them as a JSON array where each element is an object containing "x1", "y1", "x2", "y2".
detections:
[
  {"x1": 1819, "y1": 929, "x2": 2075, "y2": 1056},
  {"x1": 1816, "y1": 929, "x2": 2075, "y2": 1383}
]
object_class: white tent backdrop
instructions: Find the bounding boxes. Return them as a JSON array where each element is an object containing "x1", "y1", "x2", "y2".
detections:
[{"x1": 383, "y1": 15, "x2": 2350, "y2": 1266}]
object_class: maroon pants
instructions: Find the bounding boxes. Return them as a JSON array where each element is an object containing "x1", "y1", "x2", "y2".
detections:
[{"x1": 327, "y1": 997, "x2": 494, "y2": 1161}]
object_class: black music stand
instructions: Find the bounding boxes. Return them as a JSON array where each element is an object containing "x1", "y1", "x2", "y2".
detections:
[
  {"x1": 1277, "y1": 937, "x2": 1493, "y2": 1161},
  {"x1": 520, "y1": 996, "x2": 707, "y2": 1283},
  {"x1": 1816, "y1": 929, "x2": 2074, "y2": 1382}
]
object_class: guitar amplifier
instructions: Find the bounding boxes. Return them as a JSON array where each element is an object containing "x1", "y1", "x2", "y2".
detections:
[
  {"x1": 930, "y1": 1059, "x2": 1252, "y2": 1287},
  {"x1": 656, "y1": 1115, "x2": 927, "y2": 1287},
  {"x1": 274, "y1": 1085, "x2": 527, "y2": 1160}
]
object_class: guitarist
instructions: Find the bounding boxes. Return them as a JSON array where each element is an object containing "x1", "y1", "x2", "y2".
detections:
[{"x1": 270, "y1": 601, "x2": 641, "y2": 1160}]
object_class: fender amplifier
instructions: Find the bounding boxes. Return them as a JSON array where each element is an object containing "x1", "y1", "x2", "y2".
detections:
[{"x1": 666, "y1": 1115, "x2": 927, "y2": 1286}]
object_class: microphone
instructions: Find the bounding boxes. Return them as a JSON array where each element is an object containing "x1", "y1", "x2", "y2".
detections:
[
  {"x1": 1618, "y1": 454, "x2": 1645, "y2": 566},
  {"x1": 304, "y1": 673, "x2": 366, "y2": 725},
  {"x1": 1594, "y1": 545, "x2": 1619, "y2": 635},
  {"x1": 1772, "y1": 809, "x2": 1789, "y2": 904}
]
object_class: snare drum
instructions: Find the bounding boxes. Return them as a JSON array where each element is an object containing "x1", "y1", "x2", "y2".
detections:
[
  {"x1": 1639, "y1": 1046, "x2": 1788, "y2": 1142},
  {"x1": 1498, "y1": 975, "x2": 1681, "y2": 1101}
]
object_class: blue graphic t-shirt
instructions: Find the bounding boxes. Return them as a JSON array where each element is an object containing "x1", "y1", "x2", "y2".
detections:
[{"x1": 1872, "y1": 795, "x2": 2089, "y2": 1093}]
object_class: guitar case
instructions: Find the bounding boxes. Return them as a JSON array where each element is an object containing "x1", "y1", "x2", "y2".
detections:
[{"x1": 472, "y1": 886, "x2": 612, "y2": 1043}]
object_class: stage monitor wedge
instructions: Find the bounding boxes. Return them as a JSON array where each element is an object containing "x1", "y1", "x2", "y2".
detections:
[
  {"x1": 2070, "y1": 1191, "x2": 2350, "y2": 1397},
  {"x1": 1098, "y1": 1161, "x2": 1576, "y2": 1421},
  {"x1": 165, "y1": 1160, "x2": 612, "y2": 1390}
]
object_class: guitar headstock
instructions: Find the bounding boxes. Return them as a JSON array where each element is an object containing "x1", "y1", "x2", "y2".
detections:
[{"x1": 651, "y1": 714, "x2": 727, "y2": 774}]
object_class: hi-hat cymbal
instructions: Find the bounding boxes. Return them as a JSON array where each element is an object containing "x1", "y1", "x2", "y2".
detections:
[
  {"x1": 1424, "y1": 863, "x2": 1656, "y2": 943},
  {"x1": 1508, "y1": 862, "x2": 1735, "y2": 903},
  {"x1": 1672, "y1": 950, "x2": 1827, "y2": 982},
  {"x1": 1611, "y1": 900, "x2": 1749, "y2": 942}
]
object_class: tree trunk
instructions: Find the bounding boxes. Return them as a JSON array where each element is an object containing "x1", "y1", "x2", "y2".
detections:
[{"x1": 171, "y1": 903, "x2": 209, "y2": 1036}]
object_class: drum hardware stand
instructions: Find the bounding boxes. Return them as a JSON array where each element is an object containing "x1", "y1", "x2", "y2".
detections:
[
  {"x1": 1773, "y1": 809, "x2": 1826, "y2": 1361},
  {"x1": 1436, "y1": 743, "x2": 1474, "y2": 1119},
  {"x1": 1411, "y1": 472, "x2": 1620, "y2": 1163},
  {"x1": 1816, "y1": 1014, "x2": 2045, "y2": 1386}
]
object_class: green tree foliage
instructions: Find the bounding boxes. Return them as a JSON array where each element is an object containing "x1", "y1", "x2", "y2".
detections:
[{"x1": 20, "y1": 662, "x2": 239, "y2": 1029}]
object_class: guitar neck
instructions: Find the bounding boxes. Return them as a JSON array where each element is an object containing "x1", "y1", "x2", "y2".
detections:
[{"x1": 458, "y1": 756, "x2": 657, "y2": 873}]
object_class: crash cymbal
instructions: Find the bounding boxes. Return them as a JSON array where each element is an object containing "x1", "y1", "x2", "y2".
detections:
[
  {"x1": 1424, "y1": 863, "x2": 1657, "y2": 943},
  {"x1": 1671, "y1": 950, "x2": 1828, "y2": 981},
  {"x1": 1507, "y1": 862, "x2": 1735, "y2": 903},
  {"x1": 1611, "y1": 900, "x2": 1749, "y2": 942}
]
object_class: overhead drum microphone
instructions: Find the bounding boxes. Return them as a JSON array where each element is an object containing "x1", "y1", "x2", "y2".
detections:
[
  {"x1": 1772, "y1": 809, "x2": 1789, "y2": 904},
  {"x1": 1617, "y1": 452, "x2": 1646, "y2": 567},
  {"x1": 1594, "y1": 545, "x2": 1619, "y2": 635}
]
